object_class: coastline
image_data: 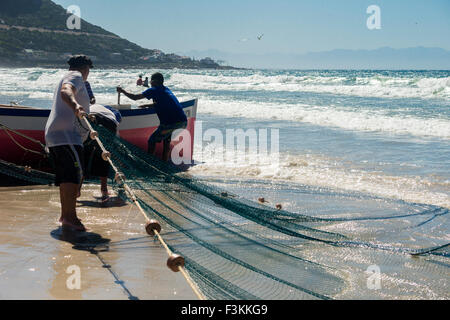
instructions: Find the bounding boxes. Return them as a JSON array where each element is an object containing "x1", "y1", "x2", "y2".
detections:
[{"x1": 0, "y1": 59, "x2": 243, "y2": 70}]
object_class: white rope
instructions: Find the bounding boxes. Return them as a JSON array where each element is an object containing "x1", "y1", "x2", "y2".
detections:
[{"x1": 81, "y1": 115, "x2": 206, "y2": 300}]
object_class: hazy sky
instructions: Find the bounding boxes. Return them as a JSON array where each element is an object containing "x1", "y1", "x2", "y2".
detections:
[{"x1": 53, "y1": 0, "x2": 450, "y2": 54}]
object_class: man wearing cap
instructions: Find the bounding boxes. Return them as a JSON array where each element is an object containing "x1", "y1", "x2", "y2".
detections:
[
  {"x1": 45, "y1": 55, "x2": 93, "y2": 232},
  {"x1": 116, "y1": 72, "x2": 187, "y2": 162}
]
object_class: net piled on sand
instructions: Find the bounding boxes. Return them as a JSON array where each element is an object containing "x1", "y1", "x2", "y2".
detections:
[{"x1": 1, "y1": 124, "x2": 448, "y2": 300}]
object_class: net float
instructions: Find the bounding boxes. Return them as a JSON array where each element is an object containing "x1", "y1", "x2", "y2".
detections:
[
  {"x1": 167, "y1": 254, "x2": 185, "y2": 272},
  {"x1": 145, "y1": 220, "x2": 162, "y2": 237},
  {"x1": 114, "y1": 172, "x2": 126, "y2": 184},
  {"x1": 101, "y1": 151, "x2": 111, "y2": 161},
  {"x1": 90, "y1": 130, "x2": 99, "y2": 139}
]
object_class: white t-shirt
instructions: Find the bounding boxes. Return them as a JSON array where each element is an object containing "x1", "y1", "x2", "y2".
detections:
[
  {"x1": 90, "y1": 104, "x2": 119, "y2": 126},
  {"x1": 45, "y1": 71, "x2": 91, "y2": 147}
]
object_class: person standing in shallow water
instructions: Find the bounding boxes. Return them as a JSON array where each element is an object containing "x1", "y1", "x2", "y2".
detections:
[
  {"x1": 117, "y1": 73, "x2": 187, "y2": 162},
  {"x1": 136, "y1": 75, "x2": 143, "y2": 86},
  {"x1": 45, "y1": 55, "x2": 93, "y2": 232},
  {"x1": 143, "y1": 77, "x2": 149, "y2": 88}
]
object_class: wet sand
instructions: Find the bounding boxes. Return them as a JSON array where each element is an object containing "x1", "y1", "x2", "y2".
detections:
[{"x1": 0, "y1": 184, "x2": 196, "y2": 300}]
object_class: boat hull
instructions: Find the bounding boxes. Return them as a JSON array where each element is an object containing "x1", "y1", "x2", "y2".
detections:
[{"x1": 0, "y1": 99, "x2": 197, "y2": 169}]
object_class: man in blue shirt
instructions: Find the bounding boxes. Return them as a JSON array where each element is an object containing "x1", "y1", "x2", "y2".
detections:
[{"x1": 117, "y1": 73, "x2": 187, "y2": 162}]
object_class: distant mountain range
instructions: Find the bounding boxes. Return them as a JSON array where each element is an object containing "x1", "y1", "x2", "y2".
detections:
[
  {"x1": 1, "y1": 0, "x2": 447, "y2": 70},
  {"x1": 0, "y1": 0, "x2": 230, "y2": 69},
  {"x1": 183, "y1": 47, "x2": 450, "y2": 70}
]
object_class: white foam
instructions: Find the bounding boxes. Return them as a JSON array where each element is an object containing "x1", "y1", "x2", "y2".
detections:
[
  {"x1": 189, "y1": 151, "x2": 450, "y2": 208},
  {"x1": 2, "y1": 68, "x2": 449, "y2": 101},
  {"x1": 169, "y1": 72, "x2": 450, "y2": 100},
  {"x1": 197, "y1": 98, "x2": 450, "y2": 138},
  {"x1": 1, "y1": 68, "x2": 448, "y2": 139}
]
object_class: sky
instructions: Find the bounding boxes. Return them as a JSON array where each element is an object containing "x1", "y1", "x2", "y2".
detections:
[{"x1": 52, "y1": 0, "x2": 450, "y2": 56}]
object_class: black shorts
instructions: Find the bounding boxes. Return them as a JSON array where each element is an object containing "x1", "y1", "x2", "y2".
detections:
[
  {"x1": 148, "y1": 121, "x2": 188, "y2": 145},
  {"x1": 49, "y1": 145, "x2": 84, "y2": 186},
  {"x1": 84, "y1": 139, "x2": 109, "y2": 178}
]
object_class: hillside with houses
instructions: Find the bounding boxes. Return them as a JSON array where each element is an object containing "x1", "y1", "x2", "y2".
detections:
[{"x1": 0, "y1": 0, "x2": 229, "y2": 69}]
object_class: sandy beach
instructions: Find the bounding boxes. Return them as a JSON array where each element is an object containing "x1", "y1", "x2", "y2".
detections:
[{"x1": 0, "y1": 184, "x2": 196, "y2": 300}]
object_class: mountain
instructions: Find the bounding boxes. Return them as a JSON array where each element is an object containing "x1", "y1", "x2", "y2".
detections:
[
  {"x1": 183, "y1": 47, "x2": 450, "y2": 70},
  {"x1": 0, "y1": 0, "x2": 230, "y2": 69}
]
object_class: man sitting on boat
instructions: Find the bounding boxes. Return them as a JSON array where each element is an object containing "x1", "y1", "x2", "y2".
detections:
[
  {"x1": 83, "y1": 104, "x2": 121, "y2": 202},
  {"x1": 116, "y1": 73, "x2": 187, "y2": 162},
  {"x1": 45, "y1": 55, "x2": 93, "y2": 232}
]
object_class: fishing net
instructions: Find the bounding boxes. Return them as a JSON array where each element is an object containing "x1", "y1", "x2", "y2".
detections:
[
  {"x1": 0, "y1": 159, "x2": 54, "y2": 186},
  {"x1": 0, "y1": 123, "x2": 448, "y2": 300}
]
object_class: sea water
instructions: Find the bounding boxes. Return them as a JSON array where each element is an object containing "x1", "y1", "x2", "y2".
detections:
[
  {"x1": 1, "y1": 68, "x2": 448, "y2": 208},
  {"x1": 0, "y1": 68, "x2": 448, "y2": 299}
]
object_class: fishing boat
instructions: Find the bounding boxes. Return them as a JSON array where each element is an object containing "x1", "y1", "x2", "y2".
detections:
[{"x1": 0, "y1": 99, "x2": 198, "y2": 169}]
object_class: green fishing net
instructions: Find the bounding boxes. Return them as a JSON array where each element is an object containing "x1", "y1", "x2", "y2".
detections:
[{"x1": 1, "y1": 123, "x2": 448, "y2": 300}]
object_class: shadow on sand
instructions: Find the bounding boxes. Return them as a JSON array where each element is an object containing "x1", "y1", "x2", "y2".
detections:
[
  {"x1": 50, "y1": 227, "x2": 139, "y2": 300},
  {"x1": 51, "y1": 227, "x2": 111, "y2": 252},
  {"x1": 76, "y1": 196, "x2": 128, "y2": 209}
]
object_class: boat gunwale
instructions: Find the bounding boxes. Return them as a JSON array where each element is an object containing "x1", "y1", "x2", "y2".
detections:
[{"x1": 0, "y1": 99, "x2": 198, "y2": 118}]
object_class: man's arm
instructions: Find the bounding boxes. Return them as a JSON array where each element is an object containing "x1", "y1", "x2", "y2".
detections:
[
  {"x1": 61, "y1": 83, "x2": 85, "y2": 118},
  {"x1": 117, "y1": 87, "x2": 146, "y2": 101}
]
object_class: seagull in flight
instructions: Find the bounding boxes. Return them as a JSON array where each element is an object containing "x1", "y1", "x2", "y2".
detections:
[{"x1": 257, "y1": 34, "x2": 264, "y2": 40}]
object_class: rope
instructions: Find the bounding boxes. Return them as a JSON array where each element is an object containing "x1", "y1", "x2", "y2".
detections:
[
  {"x1": 0, "y1": 122, "x2": 47, "y2": 157},
  {"x1": 81, "y1": 115, "x2": 206, "y2": 300},
  {"x1": 411, "y1": 243, "x2": 450, "y2": 256},
  {"x1": 2, "y1": 128, "x2": 47, "y2": 157},
  {"x1": 0, "y1": 122, "x2": 46, "y2": 148}
]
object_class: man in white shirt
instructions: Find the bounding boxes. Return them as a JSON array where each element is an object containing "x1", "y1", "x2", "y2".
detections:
[{"x1": 45, "y1": 55, "x2": 93, "y2": 232}]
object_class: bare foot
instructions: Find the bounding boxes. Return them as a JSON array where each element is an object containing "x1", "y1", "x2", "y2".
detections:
[
  {"x1": 61, "y1": 218, "x2": 86, "y2": 232},
  {"x1": 101, "y1": 189, "x2": 110, "y2": 202}
]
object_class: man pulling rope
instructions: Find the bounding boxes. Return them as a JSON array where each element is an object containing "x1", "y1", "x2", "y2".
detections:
[{"x1": 44, "y1": 55, "x2": 93, "y2": 232}]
